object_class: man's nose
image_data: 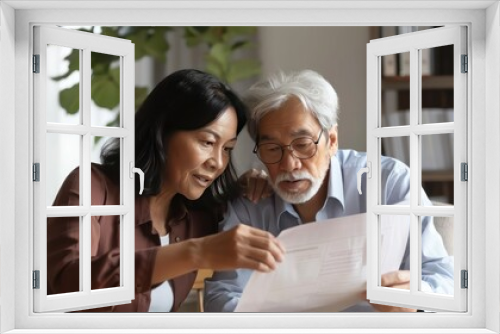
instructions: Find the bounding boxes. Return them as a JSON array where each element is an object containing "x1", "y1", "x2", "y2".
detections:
[{"x1": 279, "y1": 148, "x2": 301, "y2": 171}]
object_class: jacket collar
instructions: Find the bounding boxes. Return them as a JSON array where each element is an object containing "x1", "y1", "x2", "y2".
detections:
[{"x1": 135, "y1": 195, "x2": 189, "y2": 226}]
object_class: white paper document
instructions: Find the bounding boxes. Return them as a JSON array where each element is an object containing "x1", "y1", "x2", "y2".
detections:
[{"x1": 235, "y1": 213, "x2": 410, "y2": 312}]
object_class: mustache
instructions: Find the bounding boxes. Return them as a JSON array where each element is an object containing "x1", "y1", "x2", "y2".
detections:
[{"x1": 275, "y1": 171, "x2": 314, "y2": 183}]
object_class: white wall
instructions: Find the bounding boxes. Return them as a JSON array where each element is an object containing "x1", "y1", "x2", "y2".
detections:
[
  {"x1": 0, "y1": 2, "x2": 16, "y2": 332},
  {"x1": 232, "y1": 26, "x2": 371, "y2": 174},
  {"x1": 485, "y1": 2, "x2": 500, "y2": 332},
  {"x1": 259, "y1": 26, "x2": 370, "y2": 151}
]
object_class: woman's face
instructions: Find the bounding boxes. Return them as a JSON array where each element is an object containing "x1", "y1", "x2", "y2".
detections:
[{"x1": 163, "y1": 106, "x2": 238, "y2": 200}]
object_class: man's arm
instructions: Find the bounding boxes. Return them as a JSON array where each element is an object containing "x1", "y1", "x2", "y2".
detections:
[
  {"x1": 415, "y1": 214, "x2": 454, "y2": 294},
  {"x1": 204, "y1": 268, "x2": 252, "y2": 312},
  {"x1": 383, "y1": 157, "x2": 454, "y2": 295}
]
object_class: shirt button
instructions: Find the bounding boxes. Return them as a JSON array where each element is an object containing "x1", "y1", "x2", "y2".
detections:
[{"x1": 175, "y1": 236, "x2": 181, "y2": 242}]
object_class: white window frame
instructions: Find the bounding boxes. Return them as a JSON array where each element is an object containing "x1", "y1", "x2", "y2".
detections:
[
  {"x1": 32, "y1": 25, "x2": 136, "y2": 312},
  {"x1": 1, "y1": 1, "x2": 499, "y2": 333},
  {"x1": 366, "y1": 26, "x2": 467, "y2": 312}
]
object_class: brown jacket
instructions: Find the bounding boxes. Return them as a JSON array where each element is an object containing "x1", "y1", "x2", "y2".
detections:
[{"x1": 47, "y1": 164, "x2": 219, "y2": 312}]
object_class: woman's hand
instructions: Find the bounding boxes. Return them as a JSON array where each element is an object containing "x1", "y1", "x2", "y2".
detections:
[
  {"x1": 192, "y1": 224, "x2": 285, "y2": 273},
  {"x1": 151, "y1": 225, "x2": 284, "y2": 285},
  {"x1": 238, "y1": 168, "x2": 273, "y2": 203}
]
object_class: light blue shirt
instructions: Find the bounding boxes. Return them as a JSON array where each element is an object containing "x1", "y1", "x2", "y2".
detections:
[{"x1": 204, "y1": 149, "x2": 454, "y2": 312}]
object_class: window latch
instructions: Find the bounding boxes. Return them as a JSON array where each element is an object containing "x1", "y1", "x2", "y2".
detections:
[
  {"x1": 357, "y1": 162, "x2": 372, "y2": 195},
  {"x1": 130, "y1": 162, "x2": 144, "y2": 195}
]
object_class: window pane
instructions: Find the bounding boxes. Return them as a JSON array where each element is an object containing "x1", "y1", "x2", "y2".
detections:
[
  {"x1": 379, "y1": 214, "x2": 411, "y2": 291},
  {"x1": 381, "y1": 52, "x2": 410, "y2": 127},
  {"x1": 421, "y1": 133, "x2": 454, "y2": 205},
  {"x1": 381, "y1": 136, "x2": 410, "y2": 167},
  {"x1": 91, "y1": 52, "x2": 121, "y2": 128},
  {"x1": 46, "y1": 45, "x2": 80, "y2": 124},
  {"x1": 381, "y1": 136, "x2": 410, "y2": 205},
  {"x1": 420, "y1": 215, "x2": 454, "y2": 296},
  {"x1": 91, "y1": 136, "x2": 121, "y2": 205},
  {"x1": 47, "y1": 216, "x2": 82, "y2": 294},
  {"x1": 421, "y1": 105, "x2": 453, "y2": 124},
  {"x1": 91, "y1": 215, "x2": 121, "y2": 290},
  {"x1": 420, "y1": 44, "x2": 454, "y2": 125},
  {"x1": 46, "y1": 133, "x2": 81, "y2": 206}
]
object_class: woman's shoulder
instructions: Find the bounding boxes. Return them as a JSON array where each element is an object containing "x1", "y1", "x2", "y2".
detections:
[
  {"x1": 51, "y1": 167, "x2": 81, "y2": 206},
  {"x1": 52, "y1": 164, "x2": 118, "y2": 206},
  {"x1": 90, "y1": 163, "x2": 120, "y2": 205}
]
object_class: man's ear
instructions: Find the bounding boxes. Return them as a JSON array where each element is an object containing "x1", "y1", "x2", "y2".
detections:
[{"x1": 328, "y1": 125, "x2": 338, "y2": 156}]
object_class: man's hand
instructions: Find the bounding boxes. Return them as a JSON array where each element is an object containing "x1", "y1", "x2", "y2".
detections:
[
  {"x1": 238, "y1": 168, "x2": 273, "y2": 203},
  {"x1": 368, "y1": 270, "x2": 417, "y2": 312}
]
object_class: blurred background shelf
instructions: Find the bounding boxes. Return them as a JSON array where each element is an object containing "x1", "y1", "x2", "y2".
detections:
[
  {"x1": 382, "y1": 75, "x2": 453, "y2": 90},
  {"x1": 376, "y1": 26, "x2": 455, "y2": 205},
  {"x1": 423, "y1": 170, "x2": 454, "y2": 204}
]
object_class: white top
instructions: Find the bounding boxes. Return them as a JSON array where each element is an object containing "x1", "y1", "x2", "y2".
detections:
[{"x1": 148, "y1": 234, "x2": 174, "y2": 312}]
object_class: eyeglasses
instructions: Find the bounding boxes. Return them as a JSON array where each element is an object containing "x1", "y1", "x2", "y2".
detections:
[{"x1": 253, "y1": 129, "x2": 324, "y2": 164}]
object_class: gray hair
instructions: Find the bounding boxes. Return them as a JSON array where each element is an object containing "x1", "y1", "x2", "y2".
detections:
[{"x1": 244, "y1": 69, "x2": 339, "y2": 140}]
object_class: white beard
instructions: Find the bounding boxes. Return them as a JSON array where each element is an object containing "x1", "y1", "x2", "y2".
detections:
[{"x1": 271, "y1": 167, "x2": 328, "y2": 204}]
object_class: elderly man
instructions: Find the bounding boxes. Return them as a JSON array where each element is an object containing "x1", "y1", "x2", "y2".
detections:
[{"x1": 204, "y1": 69, "x2": 453, "y2": 312}]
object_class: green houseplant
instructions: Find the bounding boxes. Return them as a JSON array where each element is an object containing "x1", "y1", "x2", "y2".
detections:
[{"x1": 53, "y1": 26, "x2": 261, "y2": 128}]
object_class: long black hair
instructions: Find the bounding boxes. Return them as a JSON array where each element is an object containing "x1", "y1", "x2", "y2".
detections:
[{"x1": 100, "y1": 69, "x2": 247, "y2": 209}]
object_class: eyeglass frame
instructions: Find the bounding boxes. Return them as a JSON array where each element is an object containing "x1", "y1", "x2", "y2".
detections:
[{"x1": 253, "y1": 129, "x2": 325, "y2": 164}]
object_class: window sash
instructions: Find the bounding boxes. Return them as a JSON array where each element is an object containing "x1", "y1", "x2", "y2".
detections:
[
  {"x1": 32, "y1": 25, "x2": 136, "y2": 313},
  {"x1": 366, "y1": 26, "x2": 467, "y2": 312}
]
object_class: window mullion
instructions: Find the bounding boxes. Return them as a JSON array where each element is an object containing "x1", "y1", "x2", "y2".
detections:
[
  {"x1": 81, "y1": 214, "x2": 91, "y2": 294},
  {"x1": 46, "y1": 205, "x2": 128, "y2": 217},
  {"x1": 81, "y1": 47, "x2": 92, "y2": 295},
  {"x1": 82, "y1": 47, "x2": 91, "y2": 208},
  {"x1": 373, "y1": 205, "x2": 454, "y2": 216},
  {"x1": 46, "y1": 123, "x2": 130, "y2": 138},
  {"x1": 122, "y1": 47, "x2": 135, "y2": 293},
  {"x1": 365, "y1": 46, "x2": 379, "y2": 297},
  {"x1": 409, "y1": 47, "x2": 420, "y2": 295}
]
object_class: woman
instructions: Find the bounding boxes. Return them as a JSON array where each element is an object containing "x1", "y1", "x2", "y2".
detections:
[{"x1": 47, "y1": 69, "x2": 284, "y2": 312}]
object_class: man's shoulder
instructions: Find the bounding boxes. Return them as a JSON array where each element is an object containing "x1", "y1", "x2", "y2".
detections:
[
  {"x1": 380, "y1": 155, "x2": 410, "y2": 174},
  {"x1": 336, "y1": 149, "x2": 367, "y2": 169},
  {"x1": 337, "y1": 149, "x2": 408, "y2": 171},
  {"x1": 225, "y1": 195, "x2": 277, "y2": 228},
  {"x1": 230, "y1": 195, "x2": 276, "y2": 213}
]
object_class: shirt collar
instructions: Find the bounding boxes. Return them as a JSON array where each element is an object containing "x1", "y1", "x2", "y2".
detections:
[
  {"x1": 274, "y1": 193, "x2": 296, "y2": 221},
  {"x1": 274, "y1": 154, "x2": 346, "y2": 223},
  {"x1": 329, "y1": 154, "x2": 345, "y2": 210}
]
